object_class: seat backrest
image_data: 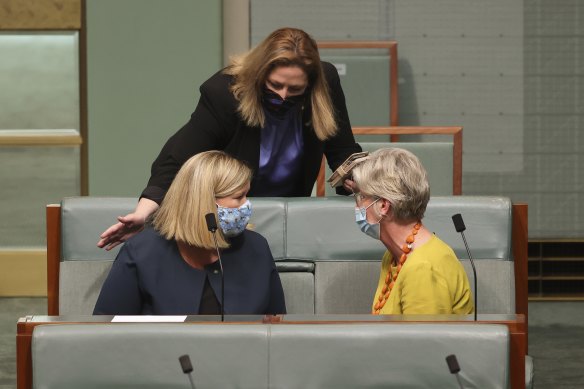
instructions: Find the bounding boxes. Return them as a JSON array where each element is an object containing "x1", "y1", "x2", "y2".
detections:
[
  {"x1": 63, "y1": 195, "x2": 512, "y2": 261},
  {"x1": 251, "y1": 198, "x2": 315, "y2": 313},
  {"x1": 59, "y1": 197, "x2": 135, "y2": 314},
  {"x1": 284, "y1": 196, "x2": 514, "y2": 314},
  {"x1": 32, "y1": 323, "x2": 270, "y2": 389},
  {"x1": 58, "y1": 197, "x2": 293, "y2": 315},
  {"x1": 269, "y1": 323, "x2": 509, "y2": 388},
  {"x1": 56, "y1": 196, "x2": 516, "y2": 315},
  {"x1": 32, "y1": 322, "x2": 509, "y2": 389},
  {"x1": 323, "y1": 142, "x2": 455, "y2": 196}
]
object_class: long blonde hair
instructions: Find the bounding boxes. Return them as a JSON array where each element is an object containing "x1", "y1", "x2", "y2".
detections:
[
  {"x1": 153, "y1": 151, "x2": 252, "y2": 249},
  {"x1": 224, "y1": 27, "x2": 337, "y2": 141}
]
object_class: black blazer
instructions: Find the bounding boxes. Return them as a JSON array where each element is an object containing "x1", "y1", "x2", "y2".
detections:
[
  {"x1": 93, "y1": 228, "x2": 286, "y2": 315},
  {"x1": 142, "y1": 62, "x2": 361, "y2": 202}
]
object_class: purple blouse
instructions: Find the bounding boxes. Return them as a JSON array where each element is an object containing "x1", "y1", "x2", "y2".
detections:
[{"x1": 253, "y1": 106, "x2": 304, "y2": 196}]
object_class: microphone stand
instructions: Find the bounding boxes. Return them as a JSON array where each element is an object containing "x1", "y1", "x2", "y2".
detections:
[
  {"x1": 210, "y1": 231, "x2": 225, "y2": 322},
  {"x1": 452, "y1": 214, "x2": 478, "y2": 321},
  {"x1": 205, "y1": 213, "x2": 225, "y2": 322}
]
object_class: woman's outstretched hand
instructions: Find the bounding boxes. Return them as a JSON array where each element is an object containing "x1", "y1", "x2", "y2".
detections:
[
  {"x1": 97, "y1": 213, "x2": 146, "y2": 251},
  {"x1": 97, "y1": 198, "x2": 159, "y2": 250}
]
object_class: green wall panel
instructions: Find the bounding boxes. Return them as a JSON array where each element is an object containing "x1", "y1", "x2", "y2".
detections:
[
  {"x1": 87, "y1": 0, "x2": 222, "y2": 196},
  {"x1": 0, "y1": 32, "x2": 79, "y2": 130}
]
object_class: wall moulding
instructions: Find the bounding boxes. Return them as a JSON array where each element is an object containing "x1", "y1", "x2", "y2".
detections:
[{"x1": 0, "y1": 0, "x2": 81, "y2": 30}]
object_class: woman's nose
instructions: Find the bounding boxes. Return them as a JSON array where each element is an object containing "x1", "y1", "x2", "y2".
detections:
[{"x1": 275, "y1": 89, "x2": 288, "y2": 100}]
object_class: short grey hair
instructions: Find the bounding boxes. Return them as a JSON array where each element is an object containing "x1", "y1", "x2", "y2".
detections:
[{"x1": 352, "y1": 148, "x2": 430, "y2": 222}]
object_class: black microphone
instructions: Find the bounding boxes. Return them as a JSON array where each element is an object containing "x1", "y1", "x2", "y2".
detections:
[
  {"x1": 205, "y1": 213, "x2": 217, "y2": 232},
  {"x1": 445, "y1": 354, "x2": 464, "y2": 389},
  {"x1": 452, "y1": 214, "x2": 478, "y2": 321},
  {"x1": 205, "y1": 213, "x2": 225, "y2": 322},
  {"x1": 178, "y1": 354, "x2": 196, "y2": 389}
]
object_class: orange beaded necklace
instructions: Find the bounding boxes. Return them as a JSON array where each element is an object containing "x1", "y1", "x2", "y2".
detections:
[{"x1": 373, "y1": 222, "x2": 422, "y2": 315}]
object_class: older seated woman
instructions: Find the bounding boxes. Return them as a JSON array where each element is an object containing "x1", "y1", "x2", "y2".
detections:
[
  {"x1": 351, "y1": 148, "x2": 474, "y2": 315},
  {"x1": 93, "y1": 151, "x2": 286, "y2": 315}
]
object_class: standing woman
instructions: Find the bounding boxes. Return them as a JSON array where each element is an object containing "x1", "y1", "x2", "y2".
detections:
[
  {"x1": 93, "y1": 151, "x2": 286, "y2": 315},
  {"x1": 98, "y1": 27, "x2": 361, "y2": 250},
  {"x1": 351, "y1": 148, "x2": 474, "y2": 315}
]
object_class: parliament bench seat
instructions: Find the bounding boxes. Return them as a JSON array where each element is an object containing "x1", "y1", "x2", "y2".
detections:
[
  {"x1": 31, "y1": 322, "x2": 510, "y2": 389},
  {"x1": 44, "y1": 195, "x2": 531, "y2": 388},
  {"x1": 49, "y1": 196, "x2": 526, "y2": 318}
]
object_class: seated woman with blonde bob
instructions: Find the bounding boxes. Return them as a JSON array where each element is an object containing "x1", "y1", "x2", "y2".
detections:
[
  {"x1": 93, "y1": 151, "x2": 286, "y2": 315},
  {"x1": 351, "y1": 148, "x2": 474, "y2": 315}
]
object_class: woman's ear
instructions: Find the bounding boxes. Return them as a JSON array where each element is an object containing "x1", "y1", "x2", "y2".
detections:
[{"x1": 379, "y1": 198, "x2": 391, "y2": 217}]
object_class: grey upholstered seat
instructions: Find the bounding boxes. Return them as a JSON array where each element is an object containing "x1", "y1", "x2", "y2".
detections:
[
  {"x1": 57, "y1": 195, "x2": 515, "y2": 316},
  {"x1": 51, "y1": 195, "x2": 528, "y2": 387},
  {"x1": 281, "y1": 196, "x2": 514, "y2": 314},
  {"x1": 32, "y1": 322, "x2": 510, "y2": 389},
  {"x1": 32, "y1": 324, "x2": 270, "y2": 389}
]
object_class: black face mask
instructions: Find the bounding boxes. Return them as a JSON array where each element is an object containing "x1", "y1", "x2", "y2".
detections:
[{"x1": 262, "y1": 89, "x2": 306, "y2": 114}]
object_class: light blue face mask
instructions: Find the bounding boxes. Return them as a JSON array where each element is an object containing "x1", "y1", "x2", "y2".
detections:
[
  {"x1": 355, "y1": 198, "x2": 381, "y2": 240},
  {"x1": 216, "y1": 200, "x2": 252, "y2": 237}
]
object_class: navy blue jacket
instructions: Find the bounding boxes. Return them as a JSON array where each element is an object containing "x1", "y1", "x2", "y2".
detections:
[{"x1": 93, "y1": 228, "x2": 286, "y2": 315}]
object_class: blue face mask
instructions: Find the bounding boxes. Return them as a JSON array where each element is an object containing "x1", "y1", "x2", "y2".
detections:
[
  {"x1": 355, "y1": 198, "x2": 381, "y2": 240},
  {"x1": 216, "y1": 200, "x2": 252, "y2": 237}
]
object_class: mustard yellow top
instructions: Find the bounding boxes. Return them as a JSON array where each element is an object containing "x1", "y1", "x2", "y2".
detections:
[{"x1": 372, "y1": 235, "x2": 474, "y2": 315}]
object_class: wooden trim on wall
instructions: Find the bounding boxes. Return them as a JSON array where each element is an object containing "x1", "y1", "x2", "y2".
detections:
[
  {"x1": 0, "y1": 0, "x2": 81, "y2": 30},
  {"x1": 0, "y1": 250, "x2": 46, "y2": 296},
  {"x1": 0, "y1": 131, "x2": 82, "y2": 146},
  {"x1": 0, "y1": 0, "x2": 85, "y2": 188},
  {"x1": 222, "y1": 0, "x2": 250, "y2": 66},
  {"x1": 79, "y1": 0, "x2": 88, "y2": 194}
]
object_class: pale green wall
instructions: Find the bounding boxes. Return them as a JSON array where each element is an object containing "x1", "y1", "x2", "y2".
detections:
[{"x1": 87, "y1": 0, "x2": 222, "y2": 196}]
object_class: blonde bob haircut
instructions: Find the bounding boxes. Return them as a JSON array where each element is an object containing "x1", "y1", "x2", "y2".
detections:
[
  {"x1": 352, "y1": 148, "x2": 430, "y2": 222},
  {"x1": 224, "y1": 27, "x2": 337, "y2": 141},
  {"x1": 152, "y1": 151, "x2": 252, "y2": 250}
]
